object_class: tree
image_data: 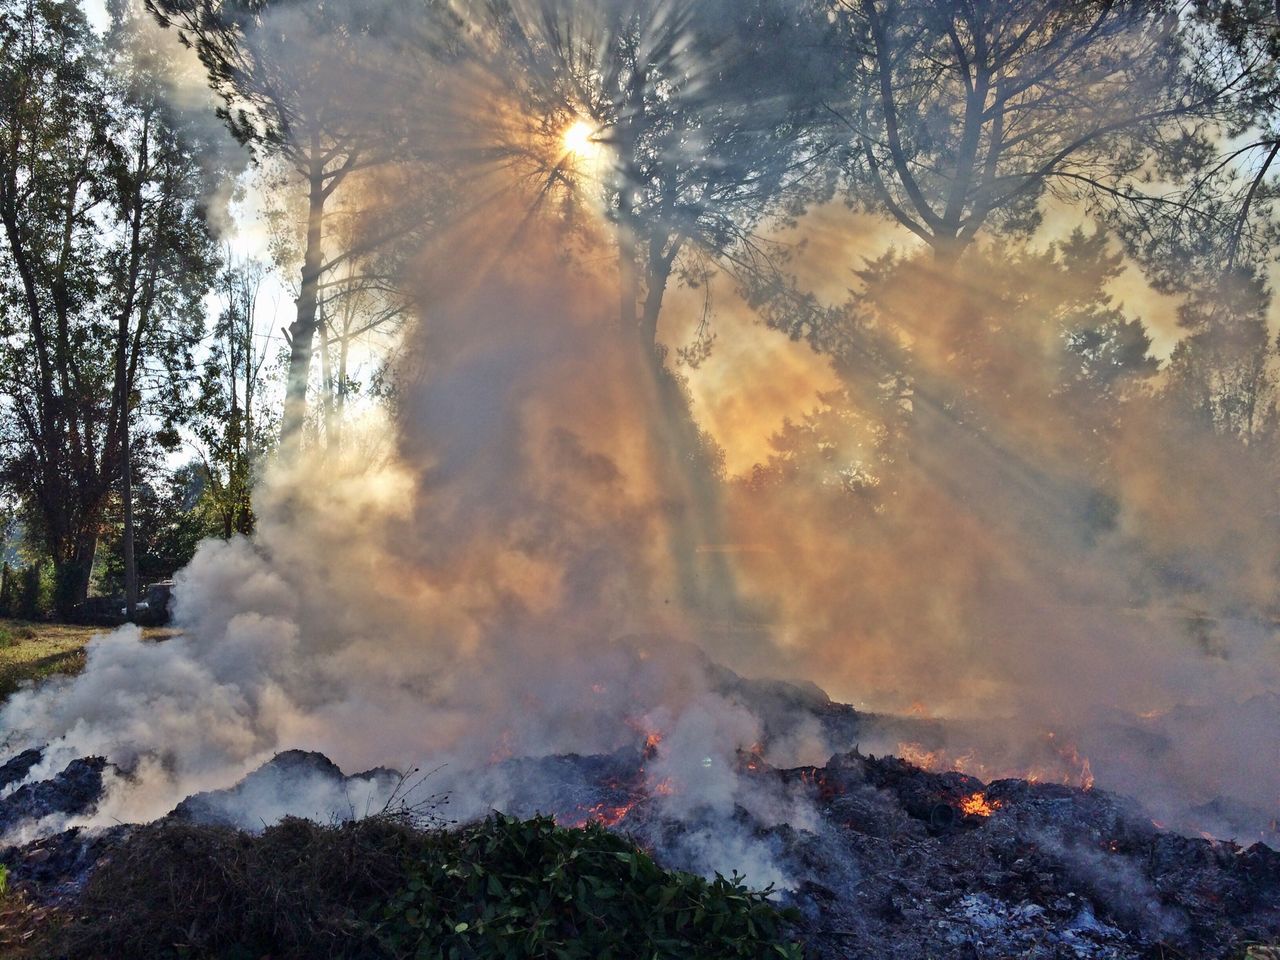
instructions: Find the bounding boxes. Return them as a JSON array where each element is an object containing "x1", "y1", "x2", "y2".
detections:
[
  {"x1": 104, "y1": 0, "x2": 223, "y2": 615},
  {"x1": 1136, "y1": 0, "x2": 1280, "y2": 285},
  {"x1": 0, "y1": 0, "x2": 216, "y2": 613},
  {"x1": 1163, "y1": 270, "x2": 1278, "y2": 443},
  {"x1": 483, "y1": 0, "x2": 832, "y2": 354},
  {"x1": 466, "y1": 0, "x2": 832, "y2": 613},
  {"x1": 146, "y1": 0, "x2": 413, "y2": 453},
  {"x1": 191, "y1": 256, "x2": 271, "y2": 538},
  {"x1": 824, "y1": 0, "x2": 1218, "y2": 262},
  {"x1": 728, "y1": 234, "x2": 1167, "y2": 678},
  {"x1": 99, "y1": 461, "x2": 219, "y2": 595}
]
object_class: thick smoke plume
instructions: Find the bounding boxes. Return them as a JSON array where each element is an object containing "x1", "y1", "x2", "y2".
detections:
[
  {"x1": 0, "y1": 0, "x2": 1277, "y2": 876},
  {"x1": 0, "y1": 228, "x2": 820, "y2": 882}
]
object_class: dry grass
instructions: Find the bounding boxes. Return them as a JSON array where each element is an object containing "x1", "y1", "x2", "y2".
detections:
[
  {"x1": 0, "y1": 618, "x2": 178, "y2": 702},
  {"x1": 0, "y1": 889, "x2": 69, "y2": 958},
  {"x1": 52, "y1": 816, "x2": 427, "y2": 960}
]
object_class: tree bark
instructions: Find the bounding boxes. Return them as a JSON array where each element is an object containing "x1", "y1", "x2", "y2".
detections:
[
  {"x1": 617, "y1": 203, "x2": 639, "y2": 335},
  {"x1": 53, "y1": 531, "x2": 96, "y2": 617},
  {"x1": 280, "y1": 141, "x2": 327, "y2": 455},
  {"x1": 121, "y1": 410, "x2": 137, "y2": 618}
]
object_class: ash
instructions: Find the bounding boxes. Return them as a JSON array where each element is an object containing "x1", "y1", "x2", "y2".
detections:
[{"x1": 3, "y1": 734, "x2": 1277, "y2": 958}]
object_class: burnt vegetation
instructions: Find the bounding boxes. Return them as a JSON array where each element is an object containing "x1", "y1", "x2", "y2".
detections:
[{"x1": 36, "y1": 814, "x2": 801, "y2": 960}]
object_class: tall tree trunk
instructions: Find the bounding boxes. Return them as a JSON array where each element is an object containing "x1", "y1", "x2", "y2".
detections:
[
  {"x1": 280, "y1": 142, "x2": 327, "y2": 455},
  {"x1": 639, "y1": 233, "x2": 676, "y2": 349},
  {"x1": 932, "y1": 232, "x2": 966, "y2": 264},
  {"x1": 122, "y1": 408, "x2": 137, "y2": 618},
  {"x1": 116, "y1": 115, "x2": 149, "y2": 622},
  {"x1": 334, "y1": 324, "x2": 350, "y2": 451},
  {"x1": 239, "y1": 286, "x2": 256, "y2": 536},
  {"x1": 617, "y1": 203, "x2": 639, "y2": 335},
  {"x1": 629, "y1": 235, "x2": 744, "y2": 621},
  {"x1": 318, "y1": 312, "x2": 335, "y2": 447},
  {"x1": 53, "y1": 531, "x2": 96, "y2": 617}
]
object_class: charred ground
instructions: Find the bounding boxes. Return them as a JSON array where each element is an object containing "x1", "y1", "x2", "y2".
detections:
[{"x1": 1, "y1": 681, "x2": 1277, "y2": 959}]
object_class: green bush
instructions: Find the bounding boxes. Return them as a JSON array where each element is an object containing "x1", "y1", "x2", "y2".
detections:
[
  {"x1": 0, "y1": 562, "x2": 52, "y2": 620},
  {"x1": 378, "y1": 814, "x2": 802, "y2": 960},
  {"x1": 53, "y1": 815, "x2": 803, "y2": 960}
]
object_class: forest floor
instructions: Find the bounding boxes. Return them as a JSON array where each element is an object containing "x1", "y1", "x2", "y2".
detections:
[{"x1": 0, "y1": 619, "x2": 175, "y2": 702}]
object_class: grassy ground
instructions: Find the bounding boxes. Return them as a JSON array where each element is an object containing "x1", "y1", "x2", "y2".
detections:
[{"x1": 0, "y1": 618, "x2": 175, "y2": 702}]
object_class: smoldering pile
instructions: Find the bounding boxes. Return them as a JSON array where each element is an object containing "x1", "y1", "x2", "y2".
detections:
[{"x1": 3, "y1": 676, "x2": 1277, "y2": 960}]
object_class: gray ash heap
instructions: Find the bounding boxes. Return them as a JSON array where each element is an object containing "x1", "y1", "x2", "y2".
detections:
[{"x1": 2, "y1": 678, "x2": 1278, "y2": 960}]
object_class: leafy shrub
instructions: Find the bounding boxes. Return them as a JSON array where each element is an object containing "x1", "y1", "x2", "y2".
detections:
[
  {"x1": 378, "y1": 814, "x2": 801, "y2": 960},
  {"x1": 0, "y1": 562, "x2": 52, "y2": 620},
  {"x1": 52, "y1": 815, "x2": 802, "y2": 960}
]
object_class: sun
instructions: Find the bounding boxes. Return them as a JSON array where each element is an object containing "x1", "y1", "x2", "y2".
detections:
[{"x1": 562, "y1": 119, "x2": 599, "y2": 158}]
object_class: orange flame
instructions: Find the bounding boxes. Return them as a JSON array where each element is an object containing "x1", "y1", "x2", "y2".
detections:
[
  {"x1": 959, "y1": 791, "x2": 1001, "y2": 817},
  {"x1": 898, "y1": 742, "x2": 941, "y2": 770},
  {"x1": 567, "y1": 800, "x2": 638, "y2": 828},
  {"x1": 895, "y1": 737, "x2": 1094, "y2": 790}
]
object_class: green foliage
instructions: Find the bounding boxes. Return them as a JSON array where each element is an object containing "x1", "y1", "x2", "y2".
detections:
[
  {"x1": 97, "y1": 464, "x2": 222, "y2": 595},
  {"x1": 0, "y1": 0, "x2": 221, "y2": 612},
  {"x1": 0, "y1": 863, "x2": 8, "y2": 898},
  {"x1": 378, "y1": 814, "x2": 801, "y2": 960},
  {"x1": 0, "y1": 562, "x2": 53, "y2": 620},
  {"x1": 54, "y1": 815, "x2": 800, "y2": 960}
]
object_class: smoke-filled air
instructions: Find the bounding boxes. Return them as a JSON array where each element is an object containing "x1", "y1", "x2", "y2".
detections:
[{"x1": 2, "y1": 0, "x2": 1280, "y2": 956}]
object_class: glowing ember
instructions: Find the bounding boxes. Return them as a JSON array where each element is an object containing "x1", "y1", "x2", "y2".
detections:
[
  {"x1": 959, "y1": 791, "x2": 1001, "y2": 817},
  {"x1": 567, "y1": 800, "x2": 639, "y2": 829},
  {"x1": 641, "y1": 729, "x2": 663, "y2": 762}
]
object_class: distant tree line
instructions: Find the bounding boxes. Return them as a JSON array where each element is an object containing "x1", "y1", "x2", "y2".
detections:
[{"x1": 1, "y1": 0, "x2": 1277, "y2": 619}]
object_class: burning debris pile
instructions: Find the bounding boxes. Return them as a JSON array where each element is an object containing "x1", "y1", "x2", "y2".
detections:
[{"x1": 3, "y1": 691, "x2": 1278, "y2": 959}]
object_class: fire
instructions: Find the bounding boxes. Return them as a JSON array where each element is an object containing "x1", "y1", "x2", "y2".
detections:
[
  {"x1": 559, "y1": 722, "x2": 677, "y2": 830},
  {"x1": 898, "y1": 742, "x2": 941, "y2": 770},
  {"x1": 567, "y1": 801, "x2": 638, "y2": 829},
  {"x1": 959, "y1": 791, "x2": 1001, "y2": 818},
  {"x1": 895, "y1": 736, "x2": 1094, "y2": 790},
  {"x1": 1080, "y1": 757, "x2": 1095, "y2": 792}
]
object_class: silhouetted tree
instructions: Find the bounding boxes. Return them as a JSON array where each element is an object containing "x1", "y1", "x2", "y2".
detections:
[
  {"x1": 824, "y1": 0, "x2": 1218, "y2": 262},
  {"x1": 1164, "y1": 272, "x2": 1278, "y2": 443},
  {"x1": 483, "y1": 0, "x2": 832, "y2": 353},
  {"x1": 147, "y1": 0, "x2": 415, "y2": 453},
  {"x1": 467, "y1": 0, "x2": 833, "y2": 613},
  {"x1": 1129, "y1": 0, "x2": 1280, "y2": 286}
]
